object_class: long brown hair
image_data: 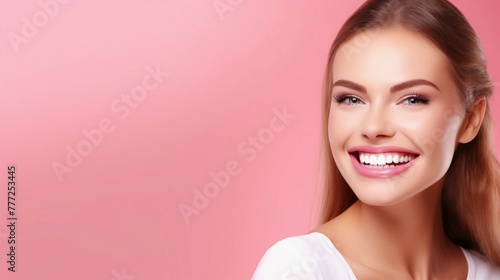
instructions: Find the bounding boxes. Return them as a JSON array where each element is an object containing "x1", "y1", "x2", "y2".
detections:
[{"x1": 319, "y1": 0, "x2": 500, "y2": 265}]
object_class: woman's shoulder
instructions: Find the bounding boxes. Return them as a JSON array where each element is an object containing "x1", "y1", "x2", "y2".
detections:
[
  {"x1": 462, "y1": 248, "x2": 500, "y2": 278},
  {"x1": 251, "y1": 232, "x2": 357, "y2": 280}
]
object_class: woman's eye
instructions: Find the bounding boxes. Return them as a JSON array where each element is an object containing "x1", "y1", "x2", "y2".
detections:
[
  {"x1": 334, "y1": 95, "x2": 364, "y2": 105},
  {"x1": 401, "y1": 95, "x2": 430, "y2": 105}
]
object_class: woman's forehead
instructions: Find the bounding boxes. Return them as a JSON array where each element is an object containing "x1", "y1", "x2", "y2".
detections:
[{"x1": 332, "y1": 27, "x2": 454, "y2": 91}]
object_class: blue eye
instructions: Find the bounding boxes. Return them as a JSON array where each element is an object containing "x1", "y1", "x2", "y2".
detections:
[
  {"x1": 333, "y1": 95, "x2": 364, "y2": 105},
  {"x1": 402, "y1": 95, "x2": 430, "y2": 105}
]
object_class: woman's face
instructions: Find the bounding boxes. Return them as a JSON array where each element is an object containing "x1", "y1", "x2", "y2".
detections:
[{"x1": 329, "y1": 27, "x2": 467, "y2": 206}]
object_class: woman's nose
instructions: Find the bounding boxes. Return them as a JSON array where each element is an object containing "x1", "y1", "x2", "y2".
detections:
[{"x1": 360, "y1": 104, "x2": 396, "y2": 140}]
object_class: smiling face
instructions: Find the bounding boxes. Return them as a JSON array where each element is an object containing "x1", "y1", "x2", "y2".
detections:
[{"x1": 328, "y1": 27, "x2": 469, "y2": 206}]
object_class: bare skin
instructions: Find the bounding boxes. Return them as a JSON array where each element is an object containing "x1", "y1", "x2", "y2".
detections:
[{"x1": 310, "y1": 27, "x2": 486, "y2": 280}]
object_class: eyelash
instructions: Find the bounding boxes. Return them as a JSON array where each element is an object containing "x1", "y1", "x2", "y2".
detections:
[
  {"x1": 401, "y1": 94, "x2": 430, "y2": 105},
  {"x1": 332, "y1": 94, "x2": 363, "y2": 105},
  {"x1": 332, "y1": 94, "x2": 430, "y2": 106}
]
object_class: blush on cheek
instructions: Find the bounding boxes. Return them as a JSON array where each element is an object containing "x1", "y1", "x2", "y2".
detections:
[{"x1": 417, "y1": 117, "x2": 461, "y2": 155}]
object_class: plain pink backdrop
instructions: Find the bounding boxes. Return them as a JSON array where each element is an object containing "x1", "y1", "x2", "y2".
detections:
[{"x1": 0, "y1": 1, "x2": 499, "y2": 279}]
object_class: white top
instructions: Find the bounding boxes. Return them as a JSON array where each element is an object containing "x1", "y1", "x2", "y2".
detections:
[{"x1": 252, "y1": 232, "x2": 500, "y2": 279}]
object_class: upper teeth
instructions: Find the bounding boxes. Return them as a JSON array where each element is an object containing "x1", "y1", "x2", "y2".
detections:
[{"x1": 359, "y1": 153, "x2": 414, "y2": 165}]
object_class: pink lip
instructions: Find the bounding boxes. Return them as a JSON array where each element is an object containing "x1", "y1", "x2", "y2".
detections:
[
  {"x1": 347, "y1": 146, "x2": 420, "y2": 179},
  {"x1": 347, "y1": 145, "x2": 420, "y2": 154}
]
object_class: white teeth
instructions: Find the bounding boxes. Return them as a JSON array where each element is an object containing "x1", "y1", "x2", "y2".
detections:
[
  {"x1": 357, "y1": 152, "x2": 417, "y2": 166},
  {"x1": 393, "y1": 155, "x2": 400, "y2": 163},
  {"x1": 386, "y1": 155, "x2": 393, "y2": 164},
  {"x1": 377, "y1": 155, "x2": 385, "y2": 165}
]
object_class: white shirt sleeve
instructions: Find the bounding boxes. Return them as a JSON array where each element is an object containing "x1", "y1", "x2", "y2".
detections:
[
  {"x1": 463, "y1": 249, "x2": 500, "y2": 279},
  {"x1": 251, "y1": 233, "x2": 356, "y2": 280}
]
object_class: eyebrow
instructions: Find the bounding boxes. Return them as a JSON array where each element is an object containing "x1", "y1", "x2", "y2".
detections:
[{"x1": 332, "y1": 79, "x2": 441, "y2": 93}]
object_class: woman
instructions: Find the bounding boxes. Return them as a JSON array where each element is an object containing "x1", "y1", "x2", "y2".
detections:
[{"x1": 252, "y1": 0, "x2": 500, "y2": 279}]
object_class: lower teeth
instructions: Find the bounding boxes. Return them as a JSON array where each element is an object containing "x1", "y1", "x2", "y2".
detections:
[{"x1": 363, "y1": 164, "x2": 401, "y2": 168}]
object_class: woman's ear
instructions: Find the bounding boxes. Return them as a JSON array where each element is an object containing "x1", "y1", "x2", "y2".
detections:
[{"x1": 458, "y1": 96, "x2": 487, "y2": 144}]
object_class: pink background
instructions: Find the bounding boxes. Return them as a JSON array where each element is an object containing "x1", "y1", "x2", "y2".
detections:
[{"x1": 0, "y1": 0, "x2": 499, "y2": 279}]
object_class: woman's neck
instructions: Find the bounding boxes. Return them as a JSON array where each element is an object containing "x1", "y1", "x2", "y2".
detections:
[{"x1": 322, "y1": 178, "x2": 466, "y2": 278}]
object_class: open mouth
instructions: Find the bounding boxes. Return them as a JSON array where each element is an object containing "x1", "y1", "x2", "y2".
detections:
[{"x1": 350, "y1": 151, "x2": 420, "y2": 168}]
